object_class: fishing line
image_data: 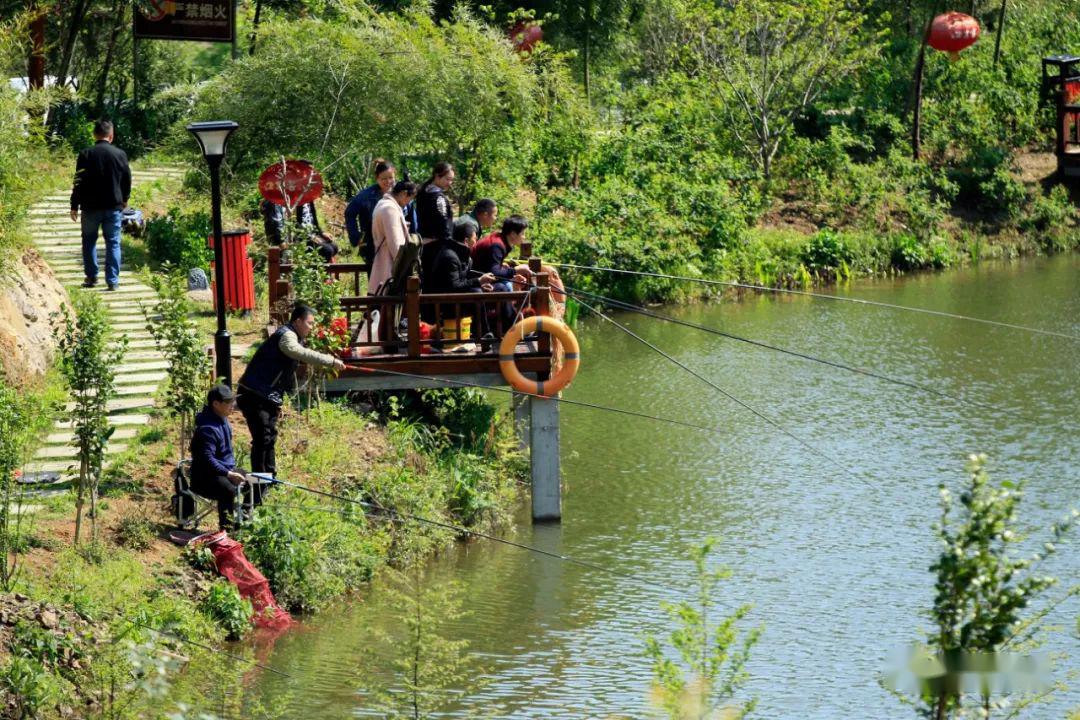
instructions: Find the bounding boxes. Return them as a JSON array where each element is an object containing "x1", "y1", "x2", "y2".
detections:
[
  {"x1": 550, "y1": 262, "x2": 1080, "y2": 341},
  {"x1": 344, "y1": 363, "x2": 747, "y2": 440},
  {"x1": 268, "y1": 478, "x2": 670, "y2": 595},
  {"x1": 554, "y1": 282, "x2": 982, "y2": 409},
  {"x1": 568, "y1": 294, "x2": 867, "y2": 483}
]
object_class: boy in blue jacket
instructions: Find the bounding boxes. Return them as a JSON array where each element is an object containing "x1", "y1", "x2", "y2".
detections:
[{"x1": 190, "y1": 385, "x2": 249, "y2": 529}]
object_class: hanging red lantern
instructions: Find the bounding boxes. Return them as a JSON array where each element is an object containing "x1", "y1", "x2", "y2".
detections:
[
  {"x1": 509, "y1": 22, "x2": 543, "y2": 54},
  {"x1": 928, "y1": 12, "x2": 980, "y2": 60}
]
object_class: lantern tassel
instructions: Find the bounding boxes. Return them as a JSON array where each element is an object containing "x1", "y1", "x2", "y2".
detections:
[{"x1": 948, "y1": 50, "x2": 960, "y2": 62}]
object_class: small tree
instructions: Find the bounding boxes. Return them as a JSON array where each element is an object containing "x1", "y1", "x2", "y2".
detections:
[
  {"x1": 644, "y1": 537, "x2": 761, "y2": 719},
  {"x1": 897, "y1": 455, "x2": 1078, "y2": 720},
  {"x1": 0, "y1": 384, "x2": 45, "y2": 591},
  {"x1": 288, "y1": 243, "x2": 344, "y2": 406},
  {"x1": 141, "y1": 270, "x2": 212, "y2": 453},
  {"x1": 53, "y1": 293, "x2": 128, "y2": 546},
  {"x1": 363, "y1": 564, "x2": 485, "y2": 719}
]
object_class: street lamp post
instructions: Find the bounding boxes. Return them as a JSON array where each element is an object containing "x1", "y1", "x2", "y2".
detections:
[{"x1": 186, "y1": 120, "x2": 239, "y2": 386}]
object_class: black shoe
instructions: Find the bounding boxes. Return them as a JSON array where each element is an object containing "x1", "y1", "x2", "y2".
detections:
[
  {"x1": 107, "y1": 283, "x2": 118, "y2": 291},
  {"x1": 82, "y1": 278, "x2": 97, "y2": 288}
]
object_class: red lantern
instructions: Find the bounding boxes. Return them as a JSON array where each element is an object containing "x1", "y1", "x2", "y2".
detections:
[
  {"x1": 509, "y1": 22, "x2": 543, "y2": 54},
  {"x1": 928, "y1": 12, "x2": 980, "y2": 60}
]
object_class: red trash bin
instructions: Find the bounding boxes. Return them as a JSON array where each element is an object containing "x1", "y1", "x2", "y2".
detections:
[{"x1": 209, "y1": 229, "x2": 256, "y2": 314}]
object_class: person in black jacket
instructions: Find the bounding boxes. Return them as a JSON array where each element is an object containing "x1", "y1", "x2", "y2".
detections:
[
  {"x1": 236, "y1": 304, "x2": 345, "y2": 475},
  {"x1": 69, "y1": 119, "x2": 131, "y2": 290},
  {"x1": 416, "y1": 162, "x2": 456, "y2": 280},
  {"x1": 190, "y1": 385, "x2": 248, "y2": 529},
  {"x1": 420, "y1": 225, "x2": 496, "y2": 339}
]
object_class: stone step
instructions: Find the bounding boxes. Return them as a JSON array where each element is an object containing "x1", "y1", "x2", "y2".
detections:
[
  {"x1": 2, "y1": 504, "x2": 44, "y2": 516},
  {"x1": 63, "y1": 397, "x2": 154, "y2": 413},
  {"x1": 22, "y1": 460, "x2": 80, "y2": 476},
  {"x1": 45, "y1": 427, "x2": 139, "y2": 445},
  {"x1": 124, "y1": 350, "x2": 165, "y2": 361},
  {"x1": 117, "y1": 360, "x2": 168, "y2": 372},
  {"x1": 54, "y1": 413, "x2": 151, "y2": 429},
  {"x1": 114, "y1": 384, "x2": 157, "y2": 397},
  {"x1": 81, "y1": 284, "x2": 154, "y2": 295},
  {"x1": 125, "y1": 339, "x2": 161, "y2": 350},
  {"x1": 34, "y1": 442, "x2": 128, "y2": 460},
  {"x1": 113, "y1": 322, "x2": 149, "y2": 332},
  {"x1": 116, "y1": 370, "x2": 167, "y2": 384}
]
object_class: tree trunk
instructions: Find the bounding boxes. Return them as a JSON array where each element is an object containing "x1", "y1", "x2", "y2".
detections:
[
  {"x1": 249, "y1": 0, "x2": 264, "y2": 56},
  {"x1": 56, "y1": 0, "x2": 93, "y2": 89},
  {"x1": 993, "y1": 0, "x2": 1007, "y2": 67},
  {"x1": 74, "y1": 456, "x2": 87, "y2": 545},
  {"x1": 96, "y1": 0, "x2": 126, "y2": 113},
  {"x1": 583, "y1": 0, "x2": 592, "y2": 105},
  {"x1": 29, "y1": 5, "x2": 45, "y2": 90},
  {"x1": 911, "y1": 3, "x2": 940, "y2": 161}
]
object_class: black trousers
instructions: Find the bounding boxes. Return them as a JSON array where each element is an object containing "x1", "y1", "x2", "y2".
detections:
[
  {"x1": 238, "y1": 393, "x2": 281, "y2": 475},
  {"x1": 191, "y1": 474, "x2": 238, "y2": 529}
]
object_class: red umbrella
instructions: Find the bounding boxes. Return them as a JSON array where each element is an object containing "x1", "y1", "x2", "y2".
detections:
[{"x1": 258, "y1": 159, "x2": 324, "y2": 207}]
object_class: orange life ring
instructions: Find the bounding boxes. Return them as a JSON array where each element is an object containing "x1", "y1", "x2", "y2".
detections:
[{"x1": 499, "y1": 316, "x2": 580, "y2": 397}]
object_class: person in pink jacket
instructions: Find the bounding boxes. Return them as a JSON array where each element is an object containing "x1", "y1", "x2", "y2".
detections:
[
  {"x1": 370, "y1": 180, "x2": 418, "y2": 294},
  {"x1": 360, "y1": 181, "x2": 418, "y2": 347}
]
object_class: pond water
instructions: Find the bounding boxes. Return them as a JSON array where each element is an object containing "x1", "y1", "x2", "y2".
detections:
[{"x1": 231, "y1": 255, "x2": 1079, "y2": 719}]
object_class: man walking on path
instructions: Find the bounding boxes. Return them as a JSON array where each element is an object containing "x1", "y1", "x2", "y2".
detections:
[{"x1": 69, "y1": 119, "x2": 131, "y2": 290}]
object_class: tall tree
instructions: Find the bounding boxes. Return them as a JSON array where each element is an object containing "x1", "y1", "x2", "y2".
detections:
[{"x1": 667, "y1": 0, "x2": 879, "y2": 179}]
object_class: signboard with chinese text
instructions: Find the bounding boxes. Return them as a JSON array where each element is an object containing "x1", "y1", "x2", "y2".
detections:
[{"x1": 134, "y1": 1, "x2": 234, "y2": 43}]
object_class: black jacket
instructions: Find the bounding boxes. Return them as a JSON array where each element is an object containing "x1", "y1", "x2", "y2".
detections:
[
  {"x1": 70, "y1": 140, "x2": 131, "y2": 211},
  {"x1": 415, "y1": 184, "x2": 453, "y2": 243},
  {"x1": 422, "y1": 238, "x2": 480, "y2": 294},
  {"x1": 237, "y1": 325, "x2": 299, "y2": 405}
]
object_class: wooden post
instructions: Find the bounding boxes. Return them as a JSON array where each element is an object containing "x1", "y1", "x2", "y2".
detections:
[
  {"x1": 406, "y1": 275, "x2": 421, "y2": 357},
  {"x1": 520, "y1": 241, "x2": 532, "y2": 261},
  {"x1": 530, "y1": 395, "x2": 560, "y2": 521},
  {"x1": 512, "y1": 393, "x2": 530, "y2": 451},
  {"x1": 267, "y1": 246, "x2": 282, "y2": 323}
]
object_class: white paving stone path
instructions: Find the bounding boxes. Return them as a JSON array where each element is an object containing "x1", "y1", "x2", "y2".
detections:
[{"x1": 21, "y1": 166, "x2": 187, "y2": 498}]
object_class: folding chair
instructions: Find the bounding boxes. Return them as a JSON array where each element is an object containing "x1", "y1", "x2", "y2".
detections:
[{"x1": 172, "y1": 459, "x2": 216, "y2": 530}]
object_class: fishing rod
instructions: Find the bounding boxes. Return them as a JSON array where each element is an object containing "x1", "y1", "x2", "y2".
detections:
[
  {"x1": 268, "y1": 478, "x2": 670, "y2": 594},
  {"x1": 549, "y1": 262, "x2": 1080, "y2": 342},
  {"x1": 568, "y1": 293, "x2": 867, "y2": 483}
]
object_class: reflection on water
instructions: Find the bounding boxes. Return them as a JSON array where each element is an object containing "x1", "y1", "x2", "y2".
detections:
[{"x1": 230, "y1": 256, "x2": 1080, "y2": 719}]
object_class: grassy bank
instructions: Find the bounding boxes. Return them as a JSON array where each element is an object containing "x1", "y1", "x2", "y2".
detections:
[{"x1": 2, "y1": 380, "x2": 525, "y2": 718}]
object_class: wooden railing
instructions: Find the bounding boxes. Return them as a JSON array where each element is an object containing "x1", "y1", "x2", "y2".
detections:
[{"x1": 266, "y1": 244, "x2": 552, "y2": 371}]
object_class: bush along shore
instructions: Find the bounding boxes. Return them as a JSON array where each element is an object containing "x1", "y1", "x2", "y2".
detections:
[{"x1": 0, "y1": 380, "x2": 526, "y2": 719}]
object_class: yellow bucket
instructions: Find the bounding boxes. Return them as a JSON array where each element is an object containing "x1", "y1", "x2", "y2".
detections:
[{"x1": 440, "y1": 316, "x2": 472, "y2": 340}]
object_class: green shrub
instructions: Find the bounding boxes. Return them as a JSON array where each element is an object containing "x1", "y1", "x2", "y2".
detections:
[
  {"x1": 0, "y1": 655, "x2": 59, "y2": 720},
  {"x1": 238, "y1": 499, "x2": 386, "y2": 613},
  {"x1": 1020, "y1": 184, "x2": 1079, "y2": 252},
  {"x1": 114, "y1": 513, "x2": 155, "y2": 551},
  {"x1": 143, "y1": 205, "x2": 213, "y2": 273},
  {"x1": 418, "y1": 389, "x2": 497, "y2": 454},
  {"x1": 891, "y1": 234, "x2": 929, "y2": 271},
  {"x1": 799, "y1": 228, "x2": 852, "y2": 274},
  {"x1": 199, "y1": 580, "x2": 253, "y2": 641}
]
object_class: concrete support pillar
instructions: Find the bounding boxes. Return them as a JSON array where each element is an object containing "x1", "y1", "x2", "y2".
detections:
[
  {"x1": 512, "y1": 392, "x2": 530, "y2": 451},
  {"x1": 529, "y1": 396, "x2": 560, "y2": 522}
]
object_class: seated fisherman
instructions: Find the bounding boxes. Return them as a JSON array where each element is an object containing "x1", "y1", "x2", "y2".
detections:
[
  {"x1": 420, "y1": 223, "x2": 496, "y2": 342},
  {"x1": 190, "y1": 384, "x2": 258, "y2": 530},
  {"x1": 472, "y1": 215, "x2": 528, "y2": 293}
]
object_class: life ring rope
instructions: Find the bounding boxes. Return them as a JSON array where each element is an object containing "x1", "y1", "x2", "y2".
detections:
[{"x1": 498, "y1": 316, "x2": 580, "y2": 397}]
